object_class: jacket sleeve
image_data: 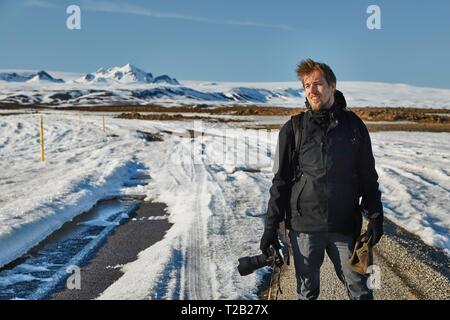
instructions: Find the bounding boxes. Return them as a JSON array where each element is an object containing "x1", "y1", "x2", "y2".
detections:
[
  {"x1": 357, "y1": 120, "x2": 383, "y2": 217},
  {"x1": 265, "y1": 121, "x2": 294, "y2": 229}
]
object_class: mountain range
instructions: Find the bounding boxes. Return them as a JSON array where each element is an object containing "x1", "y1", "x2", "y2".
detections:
[
  {"x1": 1, "y1": 65, "x2": 450, "y2": 108},
  {"x1": 0, "y1": 64, "x2": 179, "y2": 85},
  {"x1": 74, "y1": 64, "x2": 179, "y2": 85},
  {"x1": 0, "y1": 70, "x2": 64, "y2": 83}
]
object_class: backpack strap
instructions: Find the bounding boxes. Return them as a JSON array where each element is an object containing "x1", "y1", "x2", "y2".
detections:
[{"x1": 290, "y1": 112, "x2": 305, "y2": 182}]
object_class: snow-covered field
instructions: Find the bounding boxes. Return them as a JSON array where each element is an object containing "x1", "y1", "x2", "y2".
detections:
[{"x1": 0, "y1": 111, "x2": 448, "y2": 299}]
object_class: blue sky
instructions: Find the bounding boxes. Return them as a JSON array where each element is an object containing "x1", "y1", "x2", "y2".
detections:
[{"x1": 0, "y1": 0, "x2": 449, "y2": 88}]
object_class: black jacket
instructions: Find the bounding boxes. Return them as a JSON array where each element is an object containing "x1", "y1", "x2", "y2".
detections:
[{"x1": 265, "y1": 91, "x2": 383, "y2": 235}]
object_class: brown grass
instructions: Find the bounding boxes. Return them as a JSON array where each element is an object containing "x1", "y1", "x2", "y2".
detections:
[
  {"x1": 351, "y1": 107, "x2": 450, "y2": 123},
  {"x1": 115, "y1": 112, "x2": 245, "y2": 123},
  {"x1": 248, "y1": 122, "x2": 450, "y2": 133},
  {"x1": 71, "y1": 104, "x2": 450, "y2": 123},
  {"x1": 2, "y1": 102, "x2": 449, "y2": 131},
  {"x1": 365, "y1": 122, "x2": 450, "y2": 132}
]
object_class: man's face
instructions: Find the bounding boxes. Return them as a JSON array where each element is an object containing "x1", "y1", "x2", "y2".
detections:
[{"x1": 302, "y1": 70, "x2": 336, "y2": 111}]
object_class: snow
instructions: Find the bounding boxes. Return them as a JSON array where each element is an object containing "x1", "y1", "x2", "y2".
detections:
[
  {"x1": 0, "y1": 274, "x2": 45, "y2": 287},
  {"x1": 1, "y1": 67, "x2": 450, "y2": 107},
  {"x1": 0, "y1": 70, "x2": 64, "y2": 83},
  {"x1": 75, "y1": 64, "x2": 154, "y2": 84},
  {"x1": 184, "y1": 80, "x2": 450, "y2": 109},
  {"x1": 71, "y1": 64, "x2": 179, "y2": 85},
  {"x1": 0, "y1": 111, "x2": 449, "y2": 299},
  {"x1": 373, "y1": 132, "x2": 450, "y2": 252},
  {"x1": 0, "y1": 113, "x2": 148, "y2": 268},
  {"x1": 338, "y1": 81, "x2": 450, "y2": 109}
]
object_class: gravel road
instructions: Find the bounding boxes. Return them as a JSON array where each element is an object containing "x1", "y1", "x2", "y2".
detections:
[{"x1": 264, "y1": 219, "x2": 450, "y2": 300}]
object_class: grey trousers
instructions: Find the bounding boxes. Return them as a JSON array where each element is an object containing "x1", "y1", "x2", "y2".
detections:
[{"x1": 289, "y1": 231, "x2": 373, "y2": 300}]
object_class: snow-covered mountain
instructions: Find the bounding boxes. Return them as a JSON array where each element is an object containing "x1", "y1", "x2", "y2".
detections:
[
  {"x1": 153, "y1": 74, "x2": 179, "y2": 85},
  {"x1": 0, "y1": 72, "x2": 29, "y2": 82},
  {"x1": 0, "y1": 70, "x2": 64, "y2": 83},
  {"x1": 1, "y1": 66, "x2": 450, "y2": 108},
  {"x1": 75, "y1": 64, "x2": 179, "y2": 85},
  {"x1": 27, "y1": 71, "x2": 64, "y2": 83},
  {"x1": 0, "y1": 84, "x2": 302, "y2": 106}
]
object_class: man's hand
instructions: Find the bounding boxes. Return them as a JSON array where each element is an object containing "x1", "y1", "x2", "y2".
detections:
[
  {"x1": 260, "y1": 228, "x2": 279, "y2": 256},
  {"x1": 363, "y1": 215, "x2": 383, "y2": 246}
]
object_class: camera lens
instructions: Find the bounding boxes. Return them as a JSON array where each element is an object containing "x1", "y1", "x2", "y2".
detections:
[{"x1": 237, "y1": 254, "x2": 270, "y2": 276}]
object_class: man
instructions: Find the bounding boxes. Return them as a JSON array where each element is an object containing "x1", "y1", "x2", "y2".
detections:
[{"x1": 260, "y1": 59, "x2": 383, "y2": 300}]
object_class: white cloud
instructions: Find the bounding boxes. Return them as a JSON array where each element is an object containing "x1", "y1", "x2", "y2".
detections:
[
  {"x1": 83, "y1": 0, "x2": 294, "y2": 31},
  {"x1": 25, "y1": 0, "x2": 58, "y2": 9},
  {"x1": 26, "y1": 0, "x2": 295, "y2": 31}
]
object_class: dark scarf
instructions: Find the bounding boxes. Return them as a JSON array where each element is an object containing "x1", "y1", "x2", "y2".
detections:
[{"x1": 310, "y1": 105, "x2": 333, "y2": 130}]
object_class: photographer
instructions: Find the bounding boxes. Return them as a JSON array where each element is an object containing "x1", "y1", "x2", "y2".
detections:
[{"x1": 260, "y1": 59, "x2": 383, "y2": 300}]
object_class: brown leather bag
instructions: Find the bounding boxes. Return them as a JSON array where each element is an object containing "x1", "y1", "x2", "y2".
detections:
[{"x1": 347, "y1": 233, "x2": 373, "y2": 275}]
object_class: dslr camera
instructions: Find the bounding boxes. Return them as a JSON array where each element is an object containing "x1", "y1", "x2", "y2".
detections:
[{"x1": 237, "y1": 244, "x2": 285, "y2": 276}]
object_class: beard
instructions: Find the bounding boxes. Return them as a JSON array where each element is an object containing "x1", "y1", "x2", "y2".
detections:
[{"x1": 308, "y1": 95, "x2": 332, "y2": 111}]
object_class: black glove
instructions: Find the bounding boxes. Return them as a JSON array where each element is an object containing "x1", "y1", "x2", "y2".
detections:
[
  {"x1": 363, "y1": 214, "x2": 383, "y2": 246},
  {"x1": 260, "y1": 228, "x2": 279, "y2": 256}
]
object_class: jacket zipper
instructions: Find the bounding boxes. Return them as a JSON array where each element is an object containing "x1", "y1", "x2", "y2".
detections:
[
  {"x1": 325, "y1": 119, "x2": 339, "y2": 229},
  {"x1": 296, "y1": 173, "x2": 305, "y2": 216}
]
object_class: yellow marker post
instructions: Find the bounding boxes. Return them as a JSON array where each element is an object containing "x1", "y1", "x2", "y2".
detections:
[{"x1": 40, "y1": 115, "x2": 45, "y2": 161}]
